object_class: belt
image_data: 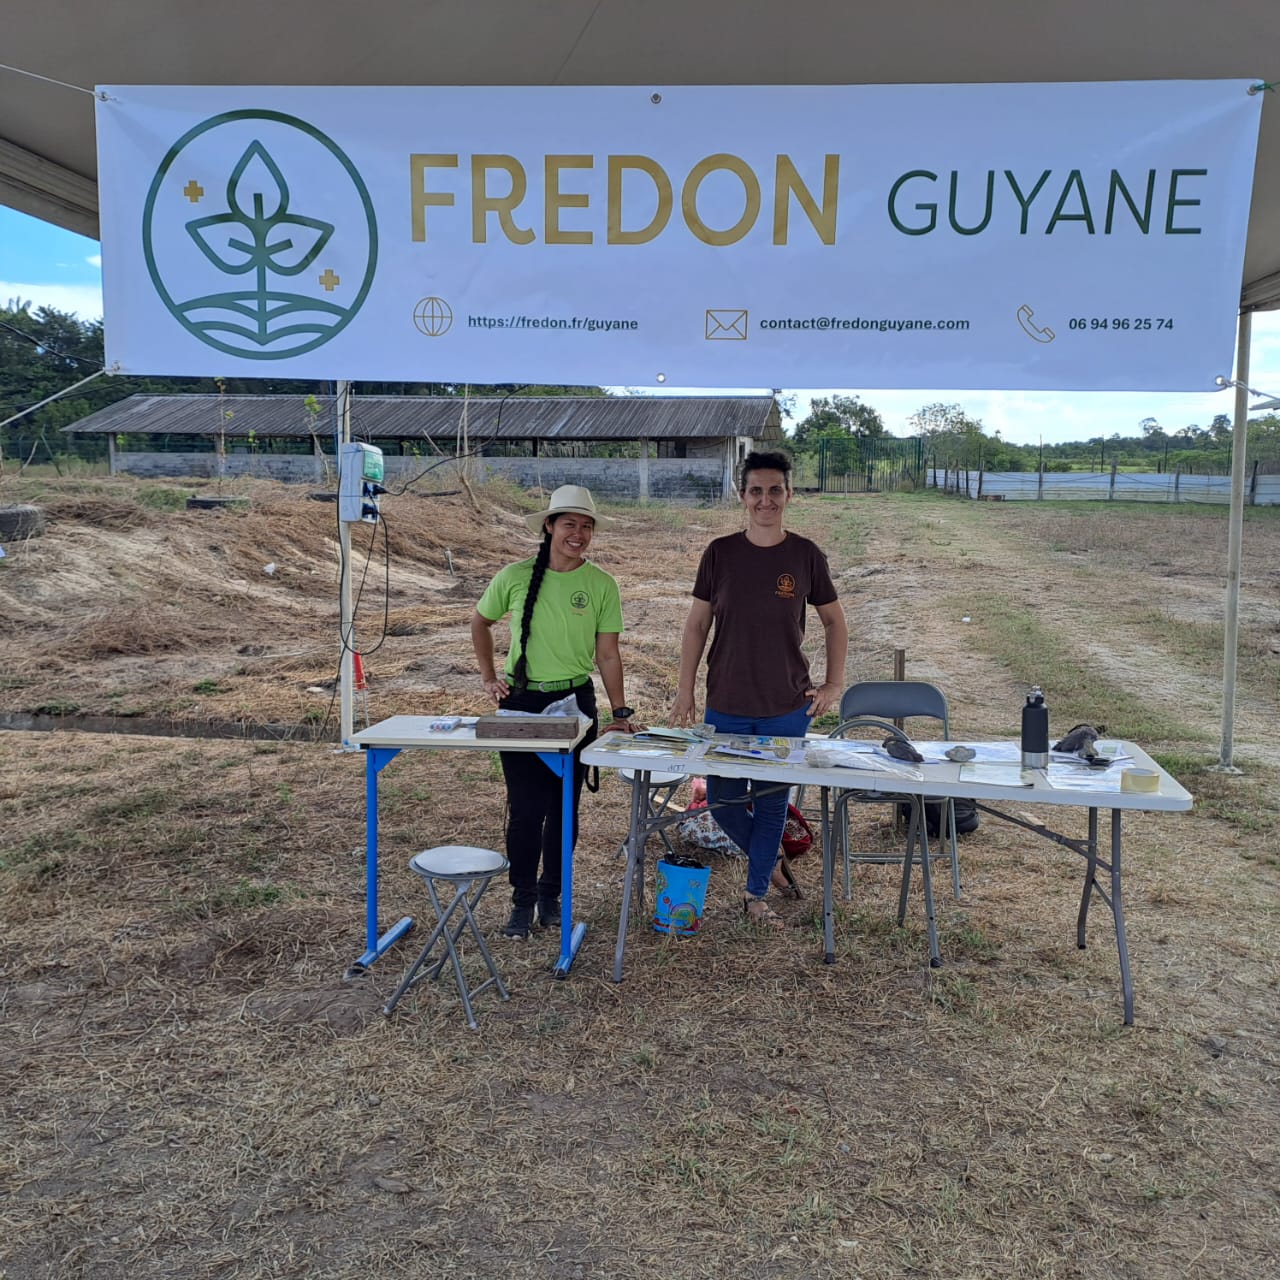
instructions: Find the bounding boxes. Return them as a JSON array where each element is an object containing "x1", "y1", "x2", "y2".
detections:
[{"x1": 513, "y1": 676, "x2": 590, "y2": 693}]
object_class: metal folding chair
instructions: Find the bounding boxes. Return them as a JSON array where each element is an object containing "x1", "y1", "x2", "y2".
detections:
[
  {"x1": 824, "y1": 716, "x2": 942, "y2": 967},
  {"x1": 832, "y1": 680, "x2": 962, "y2": 900}
]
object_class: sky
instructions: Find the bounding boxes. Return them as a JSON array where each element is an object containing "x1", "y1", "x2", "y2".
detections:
[{"x1": 4, "y1": 203, "x2": 1280, "y2": 445}]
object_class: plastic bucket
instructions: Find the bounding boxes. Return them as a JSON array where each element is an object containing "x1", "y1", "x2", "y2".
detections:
[{"x1": 653, "y1": 855, "x2": 710, "y2": 936}]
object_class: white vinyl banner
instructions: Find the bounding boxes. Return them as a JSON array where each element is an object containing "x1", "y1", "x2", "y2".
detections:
[{"x1": 95, "y1": 82, "x2": 1262, "y2": 390}]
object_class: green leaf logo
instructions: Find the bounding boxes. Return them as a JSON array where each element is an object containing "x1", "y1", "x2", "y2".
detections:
[{"x1": 143, "y1": 111, "x2": 377, "y2": 360}]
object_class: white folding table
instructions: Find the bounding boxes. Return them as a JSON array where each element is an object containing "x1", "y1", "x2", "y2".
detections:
[
  {"x1": 348, "y1": 715, "x2": 591, "y2": 979},
  {"x1": 581, "y1": 732, "x2": 1192, "y2": 1024}
]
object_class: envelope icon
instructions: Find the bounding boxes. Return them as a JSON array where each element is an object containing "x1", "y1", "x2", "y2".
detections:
[{"x1": 705, "y1": 308, "x2": 748, "y2": 340}]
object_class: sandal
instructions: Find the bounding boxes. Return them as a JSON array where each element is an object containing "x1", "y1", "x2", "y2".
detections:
[
  {"x1": 743, "y1": 895, "x2": 786, "y2": 930},
  {"x1": 771, "y1": 862, "x2": 802, "y2": 900}
]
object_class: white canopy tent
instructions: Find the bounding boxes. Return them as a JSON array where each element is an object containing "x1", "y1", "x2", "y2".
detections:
[{"x1": 1, "y1": 0, "x2": 1275, "y2": 762}]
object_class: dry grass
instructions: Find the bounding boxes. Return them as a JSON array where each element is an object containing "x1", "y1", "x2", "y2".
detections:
[{"x1": 2, "y1": 477, "x2": 1279, "y2": 1279}]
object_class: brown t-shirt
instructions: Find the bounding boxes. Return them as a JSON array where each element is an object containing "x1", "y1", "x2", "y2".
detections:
[{"x1": 692, "y1": 531, "x2": 839, "y2": 718}]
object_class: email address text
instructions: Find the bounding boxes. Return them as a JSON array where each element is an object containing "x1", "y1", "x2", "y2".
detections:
[
  {"x1": 469, "y1": 314, "x2": 638, "y2": 333},
  {"x1": 759, "y1": 316, "x2": 970, "y2": 333}
]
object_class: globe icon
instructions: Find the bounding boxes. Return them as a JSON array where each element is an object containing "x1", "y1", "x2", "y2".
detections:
[{"x1": 413, "y1": 296, "x2": 453, "y2": 337}]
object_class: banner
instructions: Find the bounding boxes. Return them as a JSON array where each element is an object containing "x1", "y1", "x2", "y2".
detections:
[{"x1": 95, "y1": 82, "x2": 1262, "y2": 390}]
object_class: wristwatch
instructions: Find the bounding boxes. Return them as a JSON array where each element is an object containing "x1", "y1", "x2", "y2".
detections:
[{"x1": 610, "y1": 706, "x2": 635, "y2": 721}]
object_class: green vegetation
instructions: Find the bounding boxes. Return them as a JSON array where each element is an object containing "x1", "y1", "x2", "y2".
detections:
[{"x1": 955, "y1": 591, "x2": 1198, "y2": 741}]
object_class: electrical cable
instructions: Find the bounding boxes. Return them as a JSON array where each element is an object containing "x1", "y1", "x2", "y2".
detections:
[
  {"x1": 385, "y1": 384, "x2": 529, "y2": 497},
  {"x1": 0, "y1": 317, "x2": 105, "y2": 368}
]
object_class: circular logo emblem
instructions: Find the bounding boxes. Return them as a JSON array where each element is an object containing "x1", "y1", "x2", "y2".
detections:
[
  {"x1": 570, "y1": 591, "x2": 589, "y2": 610},
  {"x1": 142, "y1": 110, "x2": 377, "y2": 360},
  {"x1": 776, "y1": 574, "x2": 796, "y2": 598},
  {"x1": 413, "y1": 296, "x2": 454, "y2": 337}
]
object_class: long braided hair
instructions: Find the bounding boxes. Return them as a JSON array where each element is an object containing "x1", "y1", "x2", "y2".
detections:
[{"x1": 509, "y1": 519, "x2": 555, "y2": 692}]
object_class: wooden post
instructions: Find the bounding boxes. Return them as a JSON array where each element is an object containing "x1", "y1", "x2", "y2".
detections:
[
  {"x1": 1109, "y1": 460, "x2": 1117, "y2": 499},
  {"x1": 892, "y1": 648, "x2": 906, "y2": 729}
]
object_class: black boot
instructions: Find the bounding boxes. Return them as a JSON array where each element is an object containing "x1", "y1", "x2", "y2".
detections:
[
  {"x1": 536, "y1": 896, "x2": 560, "y2": 930},
  {"x1": 502, "y1": 905, "x2": 534, "y2": 939}
]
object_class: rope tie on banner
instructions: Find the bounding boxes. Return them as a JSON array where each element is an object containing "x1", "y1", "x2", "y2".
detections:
[
  {"x1": 0, "y1": 62, "x2": 97, "y2": 97},
  {"x1": 1248, "y1": 81, "x2": 1277, "y2": 95},
  {"x1": 1214, "y1": 375, "x2": 1280, "y2": 402}
]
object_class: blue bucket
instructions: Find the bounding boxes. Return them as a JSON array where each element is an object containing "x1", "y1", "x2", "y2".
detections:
[{"x1": 653, "y1": 856, "x2": 710, "y2": 936}]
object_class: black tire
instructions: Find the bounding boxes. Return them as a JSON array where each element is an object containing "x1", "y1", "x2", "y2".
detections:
[{"x1": 0, "y1": 504, "x2": 46, "y2": 539}]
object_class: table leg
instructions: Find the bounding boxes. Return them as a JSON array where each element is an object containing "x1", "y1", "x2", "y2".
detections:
[
  {"x1": 822, "y1": 786, "x2": 835, "y2": 964},
  {"x1": 1076, "y1": 806, "x2": 1100, "y2": 946},
  {"x1": 541, "y1": 751, "x2": 587, "y2": 978},
  {"x1": 612, "y1": 769, "x2": 647, "y2": 982},
  {"x1": 1109, "y1": 809, "x2": 1134, "y2": 1025},
  {"x1": 345, "y1": 746, "x2": 414, "y2": 979},
  {"x1": 1069, "y1": 805, "x2": 1135, "y2": 1024}
]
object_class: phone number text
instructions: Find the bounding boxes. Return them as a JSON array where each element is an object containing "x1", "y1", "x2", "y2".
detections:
[{"x1": 1067, "y1": 317, "x2": 1175, "y2": 331}]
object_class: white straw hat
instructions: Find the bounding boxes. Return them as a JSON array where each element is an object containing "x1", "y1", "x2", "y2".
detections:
[{"x1": 525, "y1": 484, "x2": 606, "y2": 532}]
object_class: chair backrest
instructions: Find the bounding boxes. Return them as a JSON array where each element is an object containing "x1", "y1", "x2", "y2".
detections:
[
  {"x1": 839, "y1": 681, "x2": 950, "y2": 739},
  {"x1": 828, "y1": 715, "x2": 913, "y2": 744}
]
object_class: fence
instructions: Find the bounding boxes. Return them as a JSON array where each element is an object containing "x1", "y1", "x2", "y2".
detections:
[
  {"x1": 928, "y1": 463, "x2": 1280, "y2": 506},
  {"x1": 807, "y1": 436, "x2": 925, "y2": 494}
]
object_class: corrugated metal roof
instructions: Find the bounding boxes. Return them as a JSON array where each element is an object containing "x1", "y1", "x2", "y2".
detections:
[{"x1": 63, "y1": 394, "x2": 783, "y2": 441}]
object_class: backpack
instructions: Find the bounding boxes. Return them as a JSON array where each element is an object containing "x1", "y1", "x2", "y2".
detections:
[
  {"x1": 781, "y1": 804, "x2": 815, "y2": 857},
  {"x1": 898, "y1": 797, "x2": 980, "y2": 838},
  {"x1": 677, "y1": 779, "x2": 814, "y2": 859}
]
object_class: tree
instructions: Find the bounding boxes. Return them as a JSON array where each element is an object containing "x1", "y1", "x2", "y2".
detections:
[
  {"x1": 790, "y1": 394, "x2": 884, "y2": 452},
  {"x1": 907, "y1": 401, "x2": 986, "y2": 467}
]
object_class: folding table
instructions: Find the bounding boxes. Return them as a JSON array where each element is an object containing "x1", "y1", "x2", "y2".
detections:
[
  {"x1": 347, "y1": 714, "x2": 591, "y2": 979},
  {"x1": 581, "y1": 732, "x2": 1193, "y2": 1024}
]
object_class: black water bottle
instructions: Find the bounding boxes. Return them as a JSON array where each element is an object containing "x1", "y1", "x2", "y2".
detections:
[{"x1": 1021, "y1": 686, "x2": 1049, "y2": 769}]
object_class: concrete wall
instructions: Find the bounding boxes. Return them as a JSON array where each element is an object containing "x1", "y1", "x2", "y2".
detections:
[{"x1": 112, "y1": 450, "x2": 729, "y2": 503}]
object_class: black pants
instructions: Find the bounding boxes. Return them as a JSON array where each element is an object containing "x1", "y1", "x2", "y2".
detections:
[{"x1": 497, "y1": 682, "x2": 598, "y2": 908}]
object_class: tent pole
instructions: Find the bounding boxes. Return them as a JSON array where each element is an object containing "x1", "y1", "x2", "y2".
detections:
[
  {"x1": 1216, "y1": 312, "x2": 1251, "y2": 772},
  {"x1": 337, "y1": 380, "x2": 356, "y2": 749}
]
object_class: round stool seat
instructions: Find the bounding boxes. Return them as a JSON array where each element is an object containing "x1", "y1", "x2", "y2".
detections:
[
  {"x1": 619, "y1": 768, "x2": 686, "y2": 787},
  {"x1": 411, "y1": 845, "x2": 508, "y2": 879}
]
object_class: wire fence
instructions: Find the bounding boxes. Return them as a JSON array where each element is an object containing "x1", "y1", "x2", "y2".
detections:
[{"x1": 928, "y1": 465, "x2": 1280, "y2": 506}]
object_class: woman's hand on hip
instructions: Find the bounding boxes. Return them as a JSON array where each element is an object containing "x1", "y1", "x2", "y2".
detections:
[
  {"x1": 482, "y1": 675, "x2": 510, "y2": 702},
  {"x1": 805, "y1": 681, "x2": 842, "y2": 718}
]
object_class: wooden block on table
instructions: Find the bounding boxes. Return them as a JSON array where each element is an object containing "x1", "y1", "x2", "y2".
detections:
[{"x1": 474, "y1": 715, "x2": 580, "y2": 741}]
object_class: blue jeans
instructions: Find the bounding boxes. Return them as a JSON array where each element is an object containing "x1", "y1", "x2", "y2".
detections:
[{"x1": 705, "y1": 705, "x2": 812, "y2": 899}]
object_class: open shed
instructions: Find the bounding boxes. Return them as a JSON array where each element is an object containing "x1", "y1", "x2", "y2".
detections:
[{"x1": 62, "y1": 392, "x2": 783, "y2": 501}]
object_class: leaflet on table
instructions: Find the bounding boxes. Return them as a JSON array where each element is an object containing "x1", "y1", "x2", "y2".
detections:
[
  {"x1": 957, "y1": 762, "x2": 1035, "y2": 787},
  {"x1": 799, "y1": 739, "x2": 925, "y2": 780},
  {"x1": 1043, "y1": 762, "x2": 1130, "y2": 791},
  {"x1": 631, "y1": 726, "x2": 708, "y2": 744},
  {"x1": 588, "y1": 732, "x2": 689, "y2": 759},
  {"x1": 704, "y1": 736, "x2": 796, "y2": 764}
]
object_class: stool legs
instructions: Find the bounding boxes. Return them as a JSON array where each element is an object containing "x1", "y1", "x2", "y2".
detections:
[{"x1": 383, "y1": 873, "x2": 509, "y2": 1027}]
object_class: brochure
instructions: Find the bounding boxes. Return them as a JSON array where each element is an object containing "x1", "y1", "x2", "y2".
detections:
[{"x1": 632, "y1": 726, "x2": 706, "y2": 744}]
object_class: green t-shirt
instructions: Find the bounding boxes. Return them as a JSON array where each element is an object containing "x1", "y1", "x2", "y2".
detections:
[{"x1": 477, "y1": 558, "x2": 623, "y2": 683}]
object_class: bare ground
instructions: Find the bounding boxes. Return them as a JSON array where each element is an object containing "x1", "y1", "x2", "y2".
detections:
[{"x1": 1, "y1": 475, "x2": 1278, "y2": 1279}]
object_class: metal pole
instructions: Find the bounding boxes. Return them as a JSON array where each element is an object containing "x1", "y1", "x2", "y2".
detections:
[
  {"x1": 1217, "y1": 312, "x2": 1251, "y2": 772},
  {"x1": 337, "y1": 381, "x2": 356, "y2": 749}
]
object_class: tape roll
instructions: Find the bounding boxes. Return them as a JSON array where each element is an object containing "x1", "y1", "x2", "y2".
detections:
[{"x1": 1121, "y1": 768, "x2": 1160, "y2": 794}]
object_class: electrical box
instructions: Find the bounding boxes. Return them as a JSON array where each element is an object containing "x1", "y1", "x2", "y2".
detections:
[{"x1": 338, "y1": 442, "x2": 384, "y2": 523}]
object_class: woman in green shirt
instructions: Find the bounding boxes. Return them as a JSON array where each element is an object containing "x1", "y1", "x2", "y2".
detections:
[{"x1": 471, "y1": 485, "x2": 637, "y2": 939}]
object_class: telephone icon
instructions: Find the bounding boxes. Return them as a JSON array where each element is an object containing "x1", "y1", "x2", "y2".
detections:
[{"x1": 1017, "y1": 304, "x2": 1055, "y2": 343}]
